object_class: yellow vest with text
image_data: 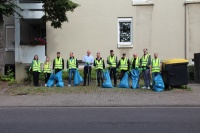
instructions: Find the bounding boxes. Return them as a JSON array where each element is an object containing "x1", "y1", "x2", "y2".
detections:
[
  {"x1": 108, "y1": 55, "x2": 117, "y2": 68},
  {"x1": 43, "y1": 61, "x2": 51, "y2": 73},
  {"x1": 32, "y1": 60, "x2": 41, "y2": 72},
  {"x1": 152, "y1": 58, "x2": 161, "y2": 73},
  {"x1": 120, "y1": 58, "x2": 128, "y2": 70},
  {"x1": 68, "y1": 58, "x2": 77, "y2": 69},
  {"x1": 54, "y1": 57, "x2": 63, "y2": 69}
]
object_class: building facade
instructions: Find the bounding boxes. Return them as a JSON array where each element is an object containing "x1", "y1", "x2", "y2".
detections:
[{"x1": 2, "y1": 0, "x2": 200, "y2": 80}]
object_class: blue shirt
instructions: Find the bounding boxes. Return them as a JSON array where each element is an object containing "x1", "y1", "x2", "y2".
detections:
[{"x1": 82, "y1": 55, "x2": 94, "y2": 67}]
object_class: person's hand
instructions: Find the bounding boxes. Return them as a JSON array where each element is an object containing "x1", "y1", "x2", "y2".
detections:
[
  {"x1": 66, "y1": 69, "x2": 69, "y2": 72},
  {"x1": 76, "y1": 68, "x2": 78, "y2": 71},
  {"x1": 86, "y1": 62, "x2": 90, "y2": 65}
]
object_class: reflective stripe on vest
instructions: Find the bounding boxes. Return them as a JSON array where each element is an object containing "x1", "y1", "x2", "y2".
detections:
[
  {"x1": 120, "y1": 58, "x2": 128, "y2": 70},
  {"x1": 44, "y1": 62, "x2": 51, "y2": 73},
  {"x1": 131, "y1": 57, "x2": 140, "y2": 68},
  {"x1": 32, "y1": 60, "x2": 41, "y2": 72},
  {"x1": 68, "y1": 58, "x2": 77, "y2": 69},
  {"x1": 54, "y1": 57, "x2": 62, "y2": 69},
  {"x1": 95, "y1": 59, "x2": 103, "y2": 70},
  {"x1": 152, "y1": 58, "x2": 160, "y2": 73},
  {"x1": 108, "y1": 55, "x2": 116, "y2": 67},
  {"x1": 141, "y1": 54, "x2": 149, "y2": 67}
]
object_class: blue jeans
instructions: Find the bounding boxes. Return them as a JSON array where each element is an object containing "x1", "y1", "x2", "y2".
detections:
[
  {"x1": 142, "y1": 69, "x2": 150, "y2": 87},
  {"x1": 152, "y1": 72, "x2": 160, "y2": 86},
  {"x1": 68, "y1": 68, "x2": 76, "y2": 85}
]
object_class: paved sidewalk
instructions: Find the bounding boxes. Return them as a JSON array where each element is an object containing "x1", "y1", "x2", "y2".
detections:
[{"x1": 0, "y1": 84, "x2": 199, "y2": 107}]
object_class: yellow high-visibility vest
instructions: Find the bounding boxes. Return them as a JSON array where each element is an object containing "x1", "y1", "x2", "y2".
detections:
[
  {"x1": 95, "y1": 59, "x2": 103, "y2": 70},
  {"x1": 108, "y1": 55, "x2": 116, "y2": 68},
  {"x1": 43, "y1": 61, "x2": 51, "y2": 73},
  {"x1": 141, "y1": 54, "x2": 150, "y2": 67},
  {"x1": 152, "y1": 58, "x2": 161, "y2": 73},
  {"x1": 54, "y1": 57, "x2": 62, "y2": 69},
  {"x1": 32, "y1": 60, "x2": 41, "y2": 72},
  {"x1": 131, "y1": 57, "x2": 140, "y2": 68},
  {"x1": 120, "y1": 58, "x2": 128, "y2": 70},
  {"x1": 68, "y1": 58, "x2": 77, "y2": 69}
]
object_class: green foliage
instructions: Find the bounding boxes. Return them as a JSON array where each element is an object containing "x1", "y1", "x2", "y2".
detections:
[
  {"x1": 0, "y1": 0, "x2": 22, "y2": 17},
  {"x1": 188, "y1": 65, "x2": 194, "y2": 80},
  {"x1": 0, "y1": 69, "x2": 20, "y2": 84},
  {"x1": 42, "y1": 0, "x2": 80, "y2": 28}
]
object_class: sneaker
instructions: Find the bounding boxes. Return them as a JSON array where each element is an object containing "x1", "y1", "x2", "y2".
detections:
[
  {"x1": 54, "y1": 85, "x2": 56, "y2": 87},
  {"x1": 142, "y1": 86, "x2": 147, "y2": 89},
  {"x1": 45, "y1": 84, "x2": 47, "y2": 87},
  {"x1": 68, "y1": 84, "x2": 71, "y2": 87},
  {"x1": 147, "y1": 86, "x2": 150, "y2": 90}
]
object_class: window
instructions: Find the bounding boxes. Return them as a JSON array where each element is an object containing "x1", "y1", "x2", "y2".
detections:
[
  {"x1": 5, "y1": 25, "x2": 15, "y2": 51},
  {"x1": 118, "y1": 18, "x2": 133, "y2": 47},
  {"x1": 132, "y1": 0, "x2": 154, "y2": 6}
]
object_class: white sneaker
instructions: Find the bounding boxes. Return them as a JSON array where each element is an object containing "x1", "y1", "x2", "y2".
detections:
[
  {"x1": 142, "y1": 86, "x2": 147, "y2": 89},
  {"x1": 147, "y1": 87, "x2": 150, "y2": 90},
  {"x1": 45, "y1": 84, "x2": 47, "y2": 87},
  {"x1": 54, "y1": 85, "x2": 56, "y2": 87},
  {"x1": 68, "y1": 84, "x2": 71, "y2": 87}
]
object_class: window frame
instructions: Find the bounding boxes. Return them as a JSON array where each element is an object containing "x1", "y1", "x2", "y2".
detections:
[
  {"x1": 117, "y1": 18, "x2": 133, "y2": 48},
  {"x1": 5, "y1": 25, "x2": 15, "y2": 51}
]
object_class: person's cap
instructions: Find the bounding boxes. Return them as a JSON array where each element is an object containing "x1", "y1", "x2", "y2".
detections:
[
  {"x1": 123, "y1": 53, "x2": 126, "y2": 55},
  {"x1": 110, "y1": 50, "x2": 114, "y2": 52},
  {"x1": 57, "y1": 52, "x2": 60, "y2": 54}
]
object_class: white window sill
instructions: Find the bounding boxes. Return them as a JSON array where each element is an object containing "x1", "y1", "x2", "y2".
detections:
[
  {"x1": 118, "y1": 44, "x2": 133, "y2": 48},
  {"x1": 185, "y1": 0, "x2": 200, "y2": 4},
  {"x1": 5, "y1": 48, "x2": 15, "y2": 52},
  {"x1": 132, "y1": 1, "x2": 154, "y2": 6}
]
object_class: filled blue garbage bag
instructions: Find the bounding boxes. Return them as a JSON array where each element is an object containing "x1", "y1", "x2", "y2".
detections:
[
  {"x1": 153, "y1": 74, "x2": 165, "y2": 92},
  {"x1": 102, "y1": 70, "x2": 113, "y2": 88},
  {"x1": 130, "y1": 69, "x2": 140, "y2": 89},
  {"x1": 47, "y1": 72, "x2": 55, "y2": 87},
  {"x1": 54, "y1": 70, "x2": 64, "y2": 87},
  {"x1": 118, "y1": 72, "x2": 130, "y2": 88},
  {"x1": 74, "y1": 70, "x2": 83, "y2": 86}
]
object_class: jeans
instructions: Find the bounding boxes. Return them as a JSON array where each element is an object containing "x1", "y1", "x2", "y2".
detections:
[
  {"x1": 84, "y1": 66, "x2": 92, "y2": 85},
  {"x1": 68, "y1": 68, "x2": 76, "y2": 85},
  {"x1": 33, "y1": 71, "x2": 39, "y2": 86},
  {"x1": 142, "y1": 69, "x2": 150, "y2": 87},
  {"x1": 44, "y1": 73, "x2": 51, "y2": 84}
]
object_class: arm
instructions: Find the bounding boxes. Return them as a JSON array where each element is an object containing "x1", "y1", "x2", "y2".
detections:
[
  {"x1": 66, "y1": 60, "x2": 69, "y2": 69},
  {"x1": 93, "y1": 60, "x2": 96, "y2": 67},
  {"x1": 127, "y1": 59, "x2": 130, "y2": 71},
  {"x1": 62, "y1": 58, "x2": 64, "y2": 70},
  {"x1": 107, "y1": 57, "x2": 110, "y2": 65},
  {"x1": 103, "y1": 60, "x2": 105, "y2": 69},
  {"x1": 53, "y1": 59, "x2": 55, "y2": 69},
  {"x1": 76, "y1": 59, "x2": 78, "y2": 68},
  {"x1": 147, "y1": 55, "x2": 151, "y2": 67}
]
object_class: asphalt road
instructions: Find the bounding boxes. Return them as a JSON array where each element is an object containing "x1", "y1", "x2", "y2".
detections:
[{"x1": 0, "y1": 107, "x2": 200, "y2": 133}]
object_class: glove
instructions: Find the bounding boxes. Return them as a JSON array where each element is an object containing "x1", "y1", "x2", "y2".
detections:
[
  {"x1": 66, "y1": 69, "x2": 69, "y2": 72},
  {"x1": 76, "y1": 68, "x2": 78, "y2": 71},
  {"x1": 103, "y1": 69, "x2": 106, "y2": 72},
  {"x1": 86, "y1": 62, "x2": 90, "y2": 65}
]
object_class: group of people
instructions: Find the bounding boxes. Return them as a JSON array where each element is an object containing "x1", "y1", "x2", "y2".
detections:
[{"x1": 29, "y1": 48, "x2": 162, "y2": 89}]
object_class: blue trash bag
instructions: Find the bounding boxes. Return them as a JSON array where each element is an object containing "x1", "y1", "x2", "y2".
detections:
[
  {"x1": 130, "y1": 69, "x2": 140, "y2": 89},
  {"x1": 54, "y1": 70, "x2": 64, "y2": 87},
  {"x1": 153, "y1": 74, "x2": 165, "y2": 92},
  {"x1": 47, "y1": 72, "x2": 55, "y2": 87},
  {"x1": 118, "y1": 72, "x2": 130, "y2": 88},
  {"x1": 74, "y1": 70, "x2": 84, "y2": 86},
  {"x1": 102, "y1": 70, "x2": 113, "y2": 88}
]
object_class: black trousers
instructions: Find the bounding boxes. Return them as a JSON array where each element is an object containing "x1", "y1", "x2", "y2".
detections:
[
  {"x1": 84, "y1": 66, "x2": 91, "y2": 85},
  {"x1": 96, "y1": 69, "x2": 103, "y2": 86},
  {"x1": 120, "y1": 70, "x2": 128, "y2": 80},
  {"x1": 44, "y1": 73, "x2": 51, "y2": 84},
  {"x1": 54, "y1": 69, "x2": 62, "y2": 83},
  {"x1": 109, "y1": 68, "x2": 117, "y2": 85},
  {"x1": 33, "y1": 71, "x2": 39, "y2": 86}
]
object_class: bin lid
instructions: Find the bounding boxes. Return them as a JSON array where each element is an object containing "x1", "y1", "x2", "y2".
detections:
[{"x1": 162, "y1": 58, "x2": 188, "y2": 64}]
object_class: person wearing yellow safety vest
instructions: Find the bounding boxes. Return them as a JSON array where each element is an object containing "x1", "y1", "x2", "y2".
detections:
[
  {"x1": 66, "y1": 52, "x2": 78, "y2": 87},
  {"x1": 29, "y1": 55, "x2": 41, "y2": 86},
  {"x1": 107, "y1": 50, "x2": 118, "y2": 87},
  {"x1": 53, "y1": 52, "x2": 64, "y2": 84},
  {"x1": 43, "y1": 56, "x2": 52, "y2": 87},
  {"x1": 150, "y1": 53, "x2": 162, "y2": 86},
  {"x1": 140, "y1": 48, "x2": 151, "y2": 89},
  {"x1": 117, "y1": 53, "x2": 130, "y2": 80},
  {"x1": 93, "y1": 52, "x2": 105, "y2": 87}
]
